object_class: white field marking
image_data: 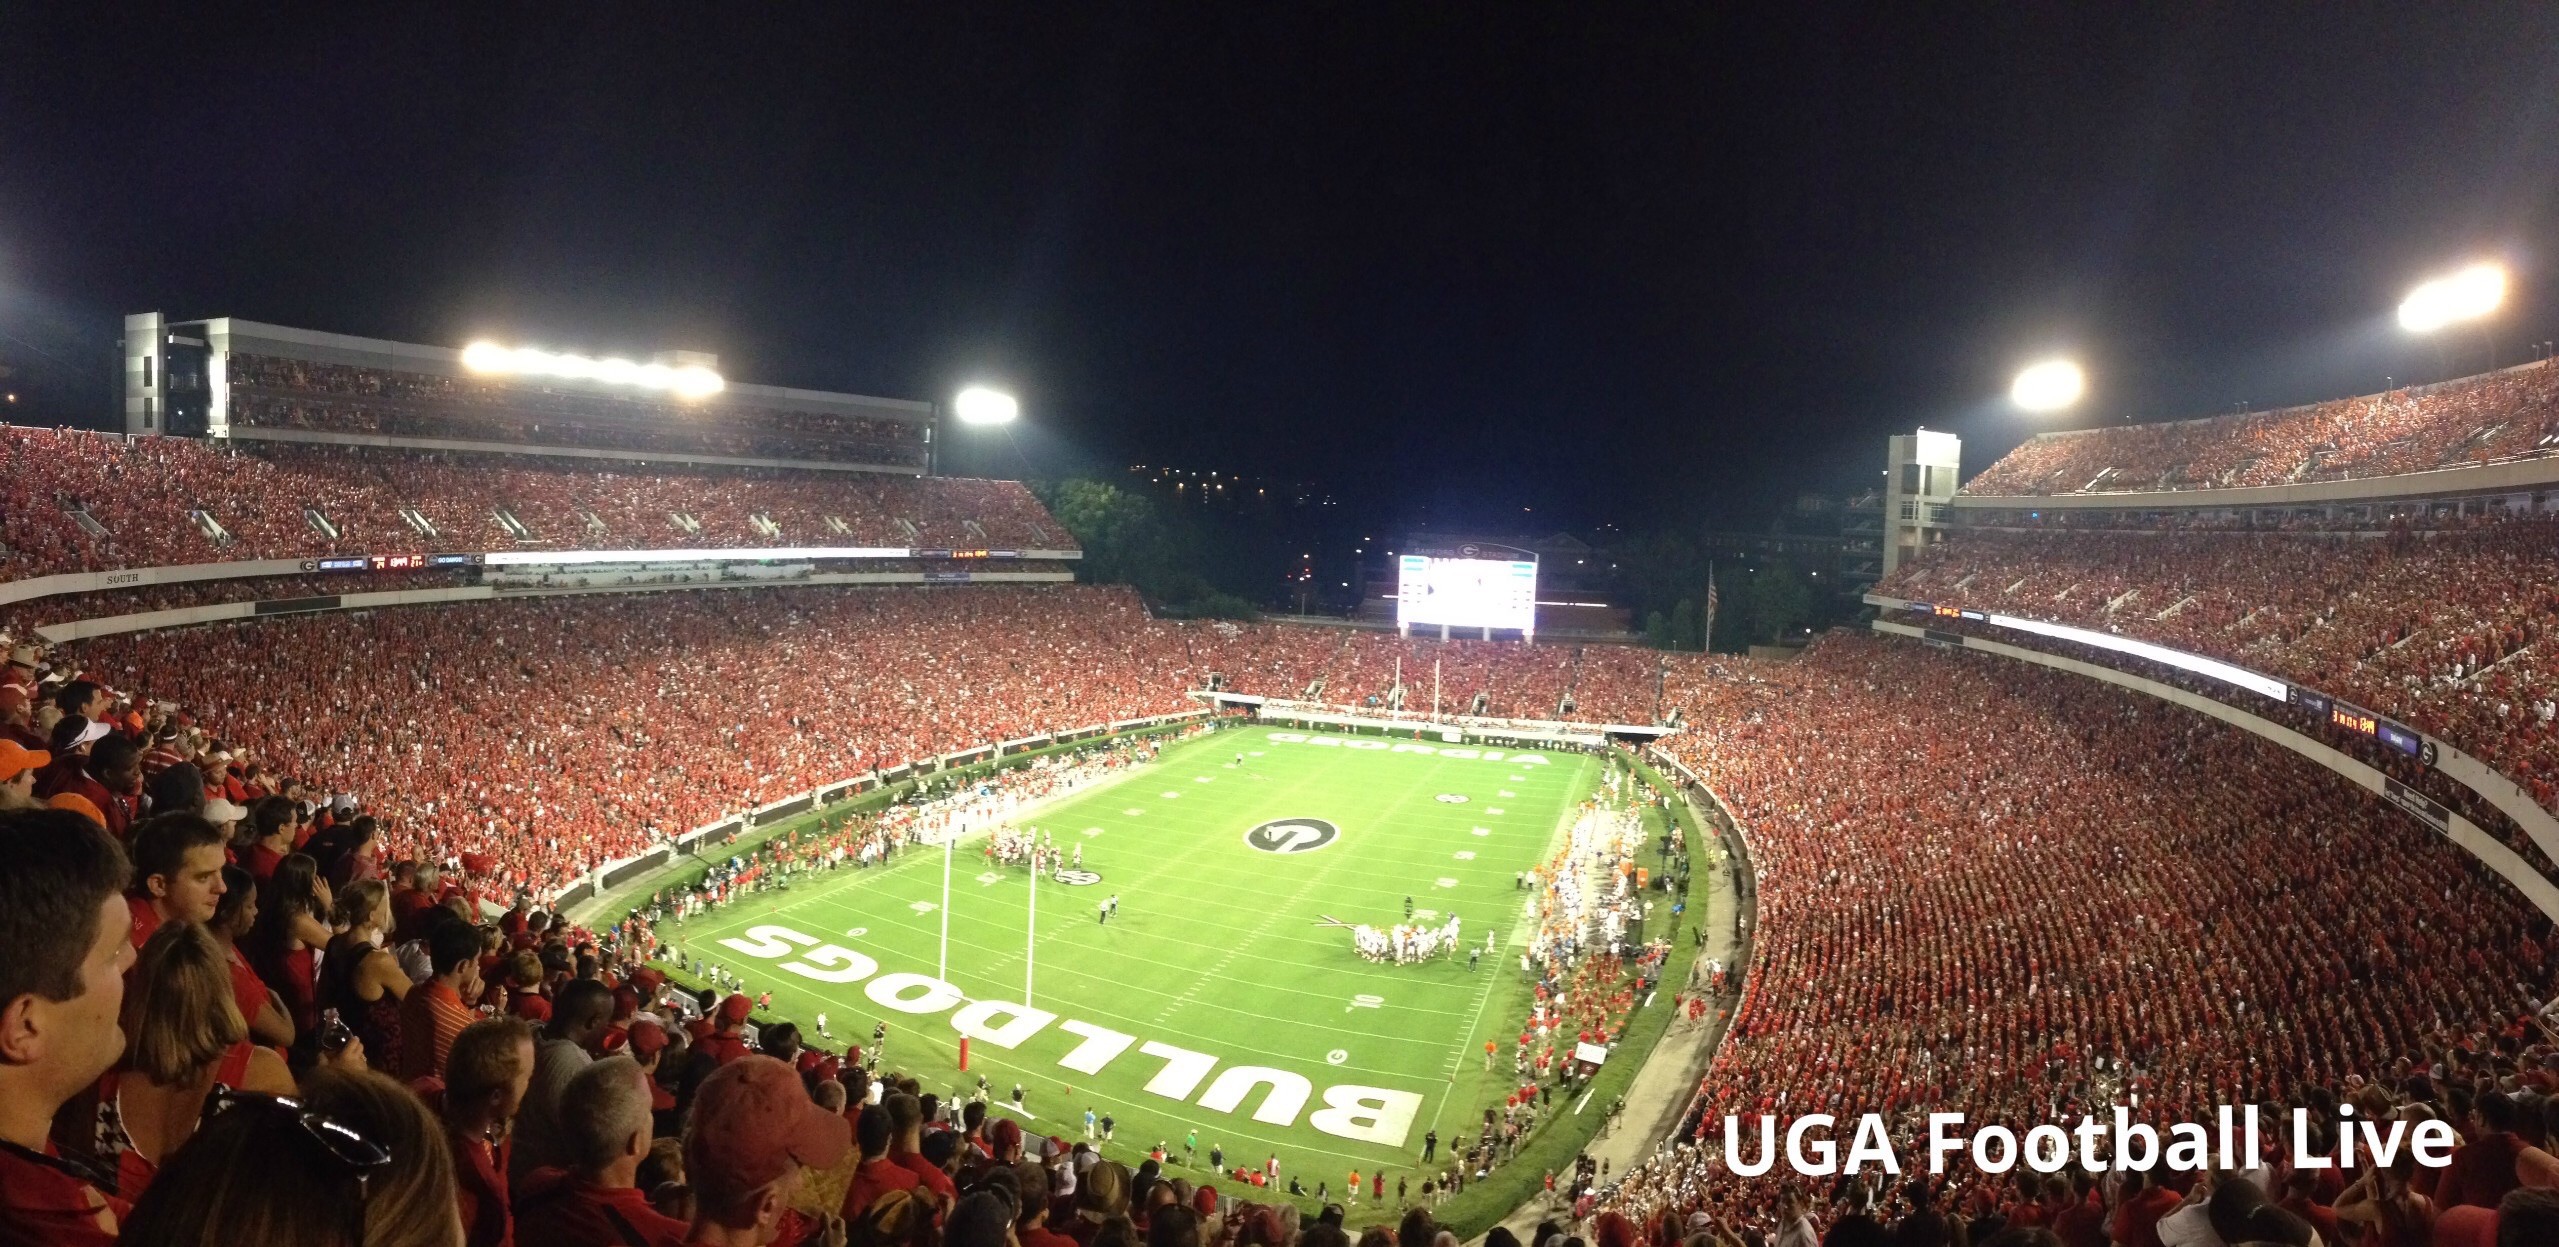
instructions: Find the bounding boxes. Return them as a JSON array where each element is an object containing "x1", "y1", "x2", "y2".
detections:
[
  {"x1": 1161, "y1": 791, "x2": 1182, "y2": 799},
  {"x1": 1499, "y1": 790, "x2": 1515, "y2": 798},
  {"x1": 910, "y1": 901, "x2": 937, "y2": 913},
  {"x1": 1575, "y1": 1086, "x2": 1597, "y2": 1114},
  {"x1": 1082, "y1": 827, "x2": 1105, "y2": 837},
  {"x1": 1433, "y1": 877, "x2": 1458, "y2": 888},
  {"x1": 1453, "y1": 851, "x2": 1476, "y2": 861},
  {"x1": 1249, "y1": 751, "x2": 1265, "y2": 756},
  {"x1": 1196, "y1": 777, "x2": 1213, "y2": 783},
  {"x1": 1327, "y1": 1049, "x2": 1349, "y2": 1065},
  {"x1": 846, "y1": 927, "x2": 868, "y2": 937},
  {"x1": 1412, "y1": 909, "x2": 1440, "y2": 921},
  {"x1": 993, "y1": 1103, "x2": 1040, "y2": 1120},
  {"x1": 1509, "y1": 774, "x2": 1525, "y2": 781},
  {"x1": 1471, "y1": 827, "x2": 1491, "y2": 837},
  {"x1": 1125, "y1": 808, "x2": 1145, "y2": 816},
  {"x1": 1487, "y1": 808, "x2": 1505, "y2": 815},
  {"x1": 976, "y1": 872, "x2": 1003, "y2": 885}
]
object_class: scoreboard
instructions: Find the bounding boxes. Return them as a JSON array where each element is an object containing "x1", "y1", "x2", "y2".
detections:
[{"x1": 1397, "y1": 551, "x2": 1539, "y2": 634}]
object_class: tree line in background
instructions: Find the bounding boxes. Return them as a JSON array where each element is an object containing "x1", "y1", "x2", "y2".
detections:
[
  {"x1": 1033, "y1": 478, "x2": 1275, "y2": 619},
  {"x1": 1615, "y1": 529, "x2": 1826, "y2": 653}
]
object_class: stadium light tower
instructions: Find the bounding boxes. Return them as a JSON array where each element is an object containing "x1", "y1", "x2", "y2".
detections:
[
  {"x1": 2397, "y1": 262, "x2": 2507, "y2": 333},
  {"x1": 953, "y1": 386, "x2": 1020, "y2": 425},
  {"x1": 2009, "y1": 359, "x2": 2085, "y2": 413}
]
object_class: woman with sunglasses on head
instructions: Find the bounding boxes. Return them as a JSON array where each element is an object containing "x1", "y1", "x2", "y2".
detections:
[
  {"x1": 96, "y1": 921, "x2": 296, "y2": 1203},
  {"x1": 120, "y1": 1066, "x2": 465, "y2": 1247}
]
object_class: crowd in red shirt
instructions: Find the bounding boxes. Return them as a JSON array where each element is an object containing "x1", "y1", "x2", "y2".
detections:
[{"x1": 1588, "y1": 635, "x2": 2559, "y2": 1244}]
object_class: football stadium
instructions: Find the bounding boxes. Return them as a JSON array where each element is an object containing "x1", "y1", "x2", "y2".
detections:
[{"x1": 8, "y1": 10, "x2": 2559, "y2": 1247}]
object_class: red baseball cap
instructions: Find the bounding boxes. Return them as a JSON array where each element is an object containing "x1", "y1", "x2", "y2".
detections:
[
  {"x1": 628, "y1": 1017, "x2": 669, "y2": 1058},
  {"x1": 717, "y1": 993, "x2": 754, "y2": 1025},
  {"x1": 684, "y1": 1055, "x2": 850, "y2": 1203}
]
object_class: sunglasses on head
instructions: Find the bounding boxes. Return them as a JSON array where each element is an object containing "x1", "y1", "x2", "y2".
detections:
[{"x1": 203, "y1": 1087, "x2": 394, "y2": 1242}]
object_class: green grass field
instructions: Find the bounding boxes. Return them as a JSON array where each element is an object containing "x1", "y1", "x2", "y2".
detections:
[{"x1": 659, "y1": 725, "x2": 1606, "y2": 1204}]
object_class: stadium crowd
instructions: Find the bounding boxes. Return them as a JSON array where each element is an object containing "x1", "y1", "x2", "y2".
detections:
[
  {"x1": 24, "y1": 585, "x2": 1199, "y2": 902},
  {"x1": 0, "y1": 428, "x2": 1066, "y2": 580},
  {"x1": 9, "y1": 799, "x2": 1552, "y2": 1247},
  {"x1": 1593, "y1": 634, "x2": 2559, "y2": 1244},
  {"x1": 1963, "y1": 360, "x2": 2559, "y2": 497},
  {"x1": 1877, "y1": 516, "x2": 2559, "y2": 815},
  {"x1": 227, "y1": 352, "x2": 929, "y2": 466}
]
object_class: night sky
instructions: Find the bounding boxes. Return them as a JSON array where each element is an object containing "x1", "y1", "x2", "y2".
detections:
[{"x1": 5, "y1": 5, "x2": 2556, "y2": 530}]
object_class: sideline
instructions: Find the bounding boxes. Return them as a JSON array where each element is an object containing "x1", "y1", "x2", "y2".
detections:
[{"x1": 1473, "y1": 784, "x2": 1746, "y2": 1246}]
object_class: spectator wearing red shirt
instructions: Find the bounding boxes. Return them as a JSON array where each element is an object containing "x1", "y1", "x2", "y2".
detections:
[
  {"x1": 2109, "y1": 1169, "x2": 2184, "y2": 1247},
  {"x1": 399, "y1": 920, "x2": 488, "y2": 1081},
  {"x1": 446, "y1": 1014, "x2": 537, "y2": 1247},
  {"x1": 125, "y1": 813, "x2": 230, "y2": 954},
  {"x1": 684, "y1": 1054, "x2": 851, "y2": 1247},
  {"x1": 0, "y1": 686, "x2": 46, "y2": 753},
  {"x1": 2437, "y1": 1091, "x2": 2529, "y2": 1211},
  {"x1": 512, "y1": 1054, "x2": 689, "y2": 1247},
  {"x1": 883, "y1": 1090, "x2": 958, "y2": 1211},
  {"x1": 209, "y1": 864, "x2": 296, "y2": 1050},
  {"x1": 694, "y1": 993, "x2": 756, "y2": 1068},
  {"x1": 0, "y1": 811, "x2": 139, "y2": 1247},
  {"x1": 839, "y1": 1101, "x2": 921, "y2": 1220}
]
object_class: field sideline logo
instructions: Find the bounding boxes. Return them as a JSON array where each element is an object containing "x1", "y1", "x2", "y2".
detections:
[
  {"x1": 1052, "y1": 869, "x2": 1103, "y2": 886},
  {"x1": 1262, "y1": 732, "x2": 1553, "y2": 765},
  {"x1": 711, "y1": 923, "x2": 1423, "y2": 1145},
  {"x1": 1244, "y1": 818, "x2": 1340, "y2": 854}
]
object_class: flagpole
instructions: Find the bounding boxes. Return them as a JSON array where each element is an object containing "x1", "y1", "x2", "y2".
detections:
[
  {"x1": 1025, "y1": 853, "x2": 1038, "y2": 1007},
  {"x1": 1433, "y1": 659, "x2": 1442, "y2": 722}
]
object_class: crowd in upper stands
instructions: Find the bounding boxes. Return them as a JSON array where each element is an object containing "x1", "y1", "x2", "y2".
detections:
[
  {"x1": 1964, "y1": 360, "x2": 2559, "y2": 497},
  {"x1": 1588, "y1": 635, "x2": 2559, "y2": 1244},
  {"x1": 1877, "y1": 515, "x2": 2559, "y2": 816},
  {"x1": 227, "y1": 353, "x2": 928, "y2": 466},
  {"x1": 0, "y1": 428, "x2": 1067, "y2": 580}
]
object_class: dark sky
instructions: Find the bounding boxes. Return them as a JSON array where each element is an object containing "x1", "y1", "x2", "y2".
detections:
[{"x1": 5, "y1": 4, "x2": 2556, "y2": 530}]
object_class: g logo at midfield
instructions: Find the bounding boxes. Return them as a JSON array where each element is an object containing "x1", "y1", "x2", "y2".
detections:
[
  {"x1": 1244, "y1": 818, "x2": 1341, "y2": 854},
  {"x1": 1053, "y1": 869, "x2": 1103, "y2": 886}
]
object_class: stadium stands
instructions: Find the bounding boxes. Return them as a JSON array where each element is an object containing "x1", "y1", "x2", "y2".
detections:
[
  {"x1": 1876, "y1": 516, "x2": 2559, "y2": 814},
  {"x1": 1612, "y1": 635, "x2": 2552, "y2": 1237},
  {"x1": 1963, "y1": 359, "x2": 2559, "y2": 497},
  {"x1": 0, "y1": 426, "x2": 1070, "y2": 581},
  {"x1": 53, "y1": 585, "x2": 1194, "y2": 900}
]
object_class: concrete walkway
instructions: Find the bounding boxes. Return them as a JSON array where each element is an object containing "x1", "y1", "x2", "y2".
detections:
[{"x1": 1475, "y1": 793, "x2": 1750, "y2": 1245}]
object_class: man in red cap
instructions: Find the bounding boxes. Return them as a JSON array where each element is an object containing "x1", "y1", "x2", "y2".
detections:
[
  {"x1": 697, "y1": 994, "x2": 755, "y2": 1067},
  {"x1": 682, "y1": 1054, "x2": 850, "y2": 1247}
]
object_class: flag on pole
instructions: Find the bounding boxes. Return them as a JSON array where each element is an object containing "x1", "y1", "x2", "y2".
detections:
[{"x1": 1704, "y1": 564, "x2": 1719, "y2": 652}]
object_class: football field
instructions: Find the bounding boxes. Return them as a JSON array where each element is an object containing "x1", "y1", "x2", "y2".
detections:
[{"x1": 659, "y1": 724, "x2": 1603, "y2": 1193}]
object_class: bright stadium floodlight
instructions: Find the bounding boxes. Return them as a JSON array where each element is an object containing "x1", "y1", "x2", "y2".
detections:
[
  {"x1": 460, "y1": 341, "x2": 725, "y2": 399},
  {"x1": 2398, "y1": 262, "x2": 2507, "y2": 333},
  {"x1": 953, "y1": 386, "x2": 1020, "y2": 426},
  {"x1": 2010, "y1": 359, "x2": 2085, "y2": 413}
]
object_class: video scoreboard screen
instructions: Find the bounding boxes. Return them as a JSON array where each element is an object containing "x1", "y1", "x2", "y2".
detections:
[{"x1": 1397, "y1": 553, "x2": 1538, "y2": 632}]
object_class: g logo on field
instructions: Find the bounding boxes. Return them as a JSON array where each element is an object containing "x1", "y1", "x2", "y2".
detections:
[
  {"x1": 1053, "y1": 869, "x2": 1103, "y2": 886},
  {"x1": 1244, "y1": 818, "x2": 1340, "y2": 855}
]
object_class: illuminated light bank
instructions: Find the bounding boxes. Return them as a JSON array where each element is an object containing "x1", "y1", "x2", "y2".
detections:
[
  {"x1": 461, "y1": 340, "x2": 725, "y2": 398},
  {"x1": 1909, "y1": 602, "x2": 2287, "y2": 701},
  {"x1": 712, "y1": 924, "x2": 1422, "y2": 1145}
]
